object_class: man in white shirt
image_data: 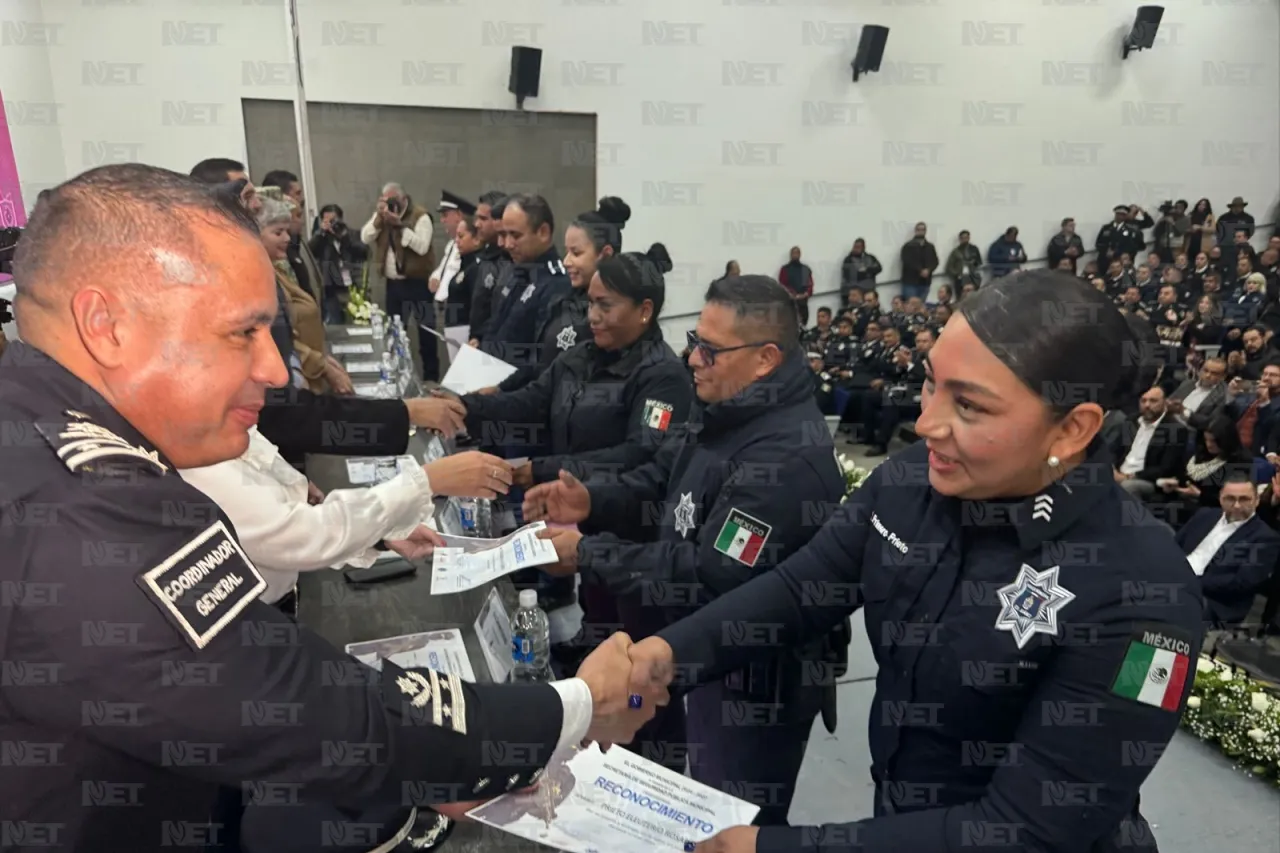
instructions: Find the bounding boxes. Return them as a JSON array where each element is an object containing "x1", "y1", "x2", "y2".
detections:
[
  {"x1": 361, "y1": 182, "x2": 441, "y2": 378},
  {"x1": 429, "y1": 190, "x2": 476, "y2": 372},
  {"x1": 177, "y1": 428, "x2": 516, "y2": 608},
  {"x1": 1115, "y1": 386, "x2": 1186, "y2": 498},
  {"x1": 1176, "y1": 474, "x2": 1280, "y2": 626},
  {"x1": 1168, "y1": 356, "x2": 1227, "y2": 430}
]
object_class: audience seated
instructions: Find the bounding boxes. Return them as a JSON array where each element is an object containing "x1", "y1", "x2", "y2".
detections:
[
  {"x1": 1168, "y1": 356, "x2": 1227, "y2": 431},
  {"x1": 1111, "y1": 386, "x2": 1188, "y2": 499},
  {"x1": 1176, "y1": 472, "x2": 1280, "y2": 628}
]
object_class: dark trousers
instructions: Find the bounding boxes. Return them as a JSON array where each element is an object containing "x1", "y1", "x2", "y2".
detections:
[
  {"x1": 686, "y1": 680, "x2": 814, "y2": 827},
  {"x1": 322, "y1": 291, "x2": 345, "y2": 326},
  {"x1": 863, "y1": 393, "x2": 920, "y2": 447},
  {"x1": 900, "y1": 281, "x2": 930, "y2": 301},
  {"x1": 794, "y1": 299, "x2": 809, "y2": 327},
  {"x1": 385, "y1": 277, "x2": 438, "y2": 382}
]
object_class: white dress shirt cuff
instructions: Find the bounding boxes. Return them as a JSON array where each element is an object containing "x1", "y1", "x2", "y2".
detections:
[{"x1": 549, "y1": 678, "x2": 593, "y2": 756}]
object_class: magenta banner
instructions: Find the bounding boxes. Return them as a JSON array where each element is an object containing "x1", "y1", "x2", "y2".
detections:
[{"x1": 0, "y1": 93, "x2": 27, "y2": 228}]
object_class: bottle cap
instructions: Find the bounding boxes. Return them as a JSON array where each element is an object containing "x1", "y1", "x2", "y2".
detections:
[{"x1": 518, "y1": 589, "x2": 538, "y2": 609}]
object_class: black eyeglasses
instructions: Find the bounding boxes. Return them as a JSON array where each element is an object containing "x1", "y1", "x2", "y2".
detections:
[{"x1": 686, "y1": 330, "x2": 776, "y2": 367}]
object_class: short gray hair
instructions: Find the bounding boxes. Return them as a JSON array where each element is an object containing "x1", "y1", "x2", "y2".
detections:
[
  {"x1": 381, "y1": 182, "x2": 404, "y2": 198},
  {"x1": 257, "y1": 196, "x2": 293, "y2": 229}
]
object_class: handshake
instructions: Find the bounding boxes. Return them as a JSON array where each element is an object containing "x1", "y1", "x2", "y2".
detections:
[{"x1": 575, "y1": 632, "x2": 679, "y2": 747}]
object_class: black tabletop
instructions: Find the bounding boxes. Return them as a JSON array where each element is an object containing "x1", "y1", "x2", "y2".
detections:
[{"x1": 302, "y1": 427, "x2": 552, "y2": 852}]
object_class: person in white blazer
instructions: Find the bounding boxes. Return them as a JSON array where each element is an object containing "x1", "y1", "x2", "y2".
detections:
[{"x1": 178, "y1": 427, "x2": 513, "y2": 605}]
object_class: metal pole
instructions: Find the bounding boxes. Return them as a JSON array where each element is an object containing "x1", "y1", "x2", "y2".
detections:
[{"x1": 284, "y1": 0, "x2": 317, "y2": 228}]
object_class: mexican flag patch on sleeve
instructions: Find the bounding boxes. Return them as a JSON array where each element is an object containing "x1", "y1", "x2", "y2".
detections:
[
  {"x1": 714, "y1": 508, "x2": 773, "y2": 568},
  {"x1": 1110, "y1": 625, "x2": 1194, "y2": 711},
  {"x1": 642, "y1": 399, "x2": 673, "y2": 431}
]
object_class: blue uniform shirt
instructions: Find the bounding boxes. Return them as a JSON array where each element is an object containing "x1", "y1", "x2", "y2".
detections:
[{"x1": 660, "y1": 439, "x2": 1204, "y2": 853}]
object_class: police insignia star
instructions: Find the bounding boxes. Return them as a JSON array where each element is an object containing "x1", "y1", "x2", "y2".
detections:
[
  {"x1": 556, "y1": 325, "x2": 577, "y2": 350},
  {"x1": 993, "y1": 564, "x2": 1075, "y2": 649},
  {"x1": 673, "y1": 492, "x2": 696, "y2": 539}
]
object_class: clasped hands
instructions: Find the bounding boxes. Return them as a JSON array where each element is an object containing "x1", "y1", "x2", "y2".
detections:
[
  {"x1": 525, "y1": 470, "x2": 590, "y2": 577},
  {"x1": 575, "y1": 632, "x2": 675, "y2": 748}
]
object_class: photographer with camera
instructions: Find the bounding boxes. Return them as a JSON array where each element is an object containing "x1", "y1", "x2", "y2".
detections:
[
  {"x1": 361, "y1": 183, "x2": 439, "y2": 379},
  {"x1": 310, "y1": 203, "x2": 368, "y2": 325},
  {"x1": 1154, "y1": 199, "x2": 1190, "y2": 265}
]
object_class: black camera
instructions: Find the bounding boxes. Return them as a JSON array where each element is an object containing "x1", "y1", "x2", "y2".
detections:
[
  {"x1": 385, "y1": 198, "x2": 401, "y2": 216},
  {"x1": 1158, "y1": 201, "x2": 1175, "y2": 216},
  {"x1": 331, "y1": 219, "x2": 349, "y2": 239}
]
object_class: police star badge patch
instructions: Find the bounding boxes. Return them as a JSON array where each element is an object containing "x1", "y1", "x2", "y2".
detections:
[
  {"x1": 993, "y1": 564, "x2": 1076, "y2": 649},
  {"x1": 714, "y1": 508, "x2": 772, "y2": 568},
  {"x1": 556, "y1": 325, "x2": 577, "y2": 350},
  {"x1": 673, "y1": 492, "x2": 696, "y2": 539}
]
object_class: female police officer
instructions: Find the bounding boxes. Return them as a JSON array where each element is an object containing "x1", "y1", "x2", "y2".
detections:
[
  {"x1": 457, "y1": 244, "x2": 693, "y2": 489},
  {"x1": 617, "y1": 271, "x2": 1203, "y2": 853}
]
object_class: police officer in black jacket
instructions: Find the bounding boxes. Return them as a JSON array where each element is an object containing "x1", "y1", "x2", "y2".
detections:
[
  {"x1": 524, "y1": 276, "x2": 847, "y2": 826},
  {"x1": 497, "y1": 197, "x2": 633, "y2": 394},
  {"x1": 190, "y1": 158, "x2": 467, "y2": 461},
  {"x1": 466, "y1": 191, "x2": 511, "y2": 345},
  {"x1": 622, "y1": 272, "x2": 1203, "y2": 853},
  {"x1": 481, "y1": 194, "x2": 570, "y2": 378},
  {"x1": 0, "y1": 165, "x2": 657, "y2": 853}
]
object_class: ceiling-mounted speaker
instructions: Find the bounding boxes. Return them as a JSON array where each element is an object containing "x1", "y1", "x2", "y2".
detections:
[
  {"x1": 852, "y1": 25, "x2": 889, "y2": 82},
  {"x1": 1123, "y1": 6, "x2": 1164, "y2": 59},
  {"x1": 508, "y1": 46, "x2": 542, "y2": 108}
]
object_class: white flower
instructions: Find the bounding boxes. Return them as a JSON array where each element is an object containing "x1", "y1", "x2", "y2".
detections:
[
  {"x1": 1196, "y1": 657, "x2": 1216, "y2": 674},
  {"x1": 1247, "y1": 728, "x2": 1266, "y2": 743},
  {"x1": 1250, "y1": 692, "x2": 1273, "y2": 713},
  {"x1": 1186, "y1": 696, "x2": 1201, "y2": 709}
]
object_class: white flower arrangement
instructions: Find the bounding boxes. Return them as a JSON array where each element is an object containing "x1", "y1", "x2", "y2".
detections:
[
  {"x1": 345, "y1": 284, "x2": 372, "y2": 325},
  {"x1": 1182, "y1": 655, "x2": 1280, "y2": 783},
  {"x1": 837, "y1": 453, "x2": 871, "y2": 501}
]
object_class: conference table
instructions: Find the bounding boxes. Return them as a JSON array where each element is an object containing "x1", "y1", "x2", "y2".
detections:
[{"x1": 300, "y1": 324, "x2": 552, "y2": 853}]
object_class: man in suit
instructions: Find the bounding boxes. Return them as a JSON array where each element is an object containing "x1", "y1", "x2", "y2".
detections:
[
  {"x1": 1114, "y1": 385, "x2": 1188, "y2": 499},
  {"x1": 1176, "y1": 473, "x2": 1280, "y2": 626},
  {"x1": 1168, "y1": 356, "x2": 1228, "y2": 431}
]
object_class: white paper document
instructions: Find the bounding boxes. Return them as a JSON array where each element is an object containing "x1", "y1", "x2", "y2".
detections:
[
  {"x1": 344, "y1": 628, "x2": 475, "y2": 681},
  {"x1": 430, "y1": 522, "x2": 556, "y2": 594},
  {"x1": 345, "y1": 455, "x2": 418, "y2": 485},
  {"x1": 474, "y1": 586, "x2": 513, "y2": 683},
  {"x1": 345, "y1": 359, "x2": 382, "y2": 374},
  {"x1": 352, "y1": 382, "x2": 381, "y2": 397},
  {"x1": 469, "y1": 742, "x2": 760, "y2": 853},
  {"x1": 331, "y1": 341, "x2": 375, "y2": 355},
  {"x1": 345, "y1": 326, "x2": 375, "y2": 337},
  {"x1": 440, "y1": 344, "x2": 518, "y2": 395}
]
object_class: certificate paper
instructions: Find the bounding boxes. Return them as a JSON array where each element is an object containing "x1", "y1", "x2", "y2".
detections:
[
  {"x1": 469, "y1": 743, "x2": 759, "y2": 853},
  {"x1": 345, "y1": 628, "x2": 475, "y2": 681},
  {"x1": 430, "y1": 522, "x2": 556, "y2": 594},
  {"x1": 332, "y1": 341, "x2": 375, "y2": 355},
  {"x1": 345, "y1": 455, "x2": 417, "y2": 485}
]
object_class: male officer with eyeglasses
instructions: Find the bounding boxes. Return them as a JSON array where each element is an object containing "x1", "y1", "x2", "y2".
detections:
[{"x1": 522, "y1": 275, "x2": 849, "y2": 828}]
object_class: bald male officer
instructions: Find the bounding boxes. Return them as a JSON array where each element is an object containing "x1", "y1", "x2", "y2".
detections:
[{"x1": 0, "y1": 164, "x2": 658, "y2": 853}]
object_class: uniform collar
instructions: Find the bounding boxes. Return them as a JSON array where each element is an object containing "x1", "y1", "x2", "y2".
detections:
[
  {"x1": 1, "y1": 341, "x2": 174, "y2": 473},
  {"x1": 701, "y1": 349, "x2": 812, "y2": 433},
  {"x1": 956, "y1": 437, "x2": 1116, "y2": 551},
  {"x1": 590, "y1": 325, "x2": 667, "y2": 377}
]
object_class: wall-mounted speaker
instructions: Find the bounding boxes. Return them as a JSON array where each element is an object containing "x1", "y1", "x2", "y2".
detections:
[
  {"x1": 852, "y1": 25, "x2": 889, "y2": 82},
  {"x1": 508, "y1": 46, "x2": 542, "y2": 107},
  {"x1": 1123, "y1": 6, "x2": 1164, "y2": 59}
]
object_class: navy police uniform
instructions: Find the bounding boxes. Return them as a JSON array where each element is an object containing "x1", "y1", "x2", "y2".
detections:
[
  {"x1": 659, "y1": 439, "x2": 1204, "y2": 853},
  {"x1": 481, "y1": 248, "x2": 570, "y2": 388},
  {"x1": 467, "y1": 243, "x2": 510, "y2": 343},
  {"x1": 462, "y1": 326, "x2": 693, "y2": 486},
  {"x1": 497, "y1": 278, "x2": 591, "y2": 394},
  {"x1": 0, "y1": 343, "x2": 564, "y2": 853},
  {"x1": 577, "y1": 352, "x2": 848, "y2": 825}
]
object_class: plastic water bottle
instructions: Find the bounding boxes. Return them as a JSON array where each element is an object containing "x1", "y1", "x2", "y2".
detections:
[
  {"x1": 371, "y1": 308, "x2": 384, "y2": 341},
  {"x1": 376, "y1": 363, "x2": 393, "y2": 400},
  {"x1": 510, "y1": 589, "x2": 552, "y2": 683}
]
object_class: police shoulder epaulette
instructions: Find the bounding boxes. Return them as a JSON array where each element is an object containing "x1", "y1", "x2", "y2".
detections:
[
  {"x1": 35, "y1": 410, "x2": 169, "y2": 477},
  {"x1": 547, "y1": 259, "x2": 565, "y2": 276}
]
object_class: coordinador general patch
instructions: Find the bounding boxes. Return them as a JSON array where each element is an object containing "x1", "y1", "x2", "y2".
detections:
[{"x1": 137, "y1": 521, "x2": 266, "y2": 650}]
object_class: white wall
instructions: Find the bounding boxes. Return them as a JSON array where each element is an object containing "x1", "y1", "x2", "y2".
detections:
[{"x1": 10, "y1": 0, "x2": 1280, "y2": 319}]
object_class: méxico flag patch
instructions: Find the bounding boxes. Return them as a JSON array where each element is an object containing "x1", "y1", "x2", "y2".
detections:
[
  {"x1": 1110, "y1": 625, "x2": 1194, "y2": 711},
  {"x1": 643, "y1": 399, "x2": 674, "y2": 431},
  {"x1": 714, "y1": 508, "x2": 772, "y2": 567}
]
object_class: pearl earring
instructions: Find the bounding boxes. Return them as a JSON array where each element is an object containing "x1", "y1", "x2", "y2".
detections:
[{"x1": 1047, "y1": 455, "x2": 1061, "y2": 468}]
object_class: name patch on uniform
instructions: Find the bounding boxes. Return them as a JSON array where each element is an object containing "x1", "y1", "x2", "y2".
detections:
[
  {"x1": 714, "y1": 508, "x2": 772, "y2": 568},
  {"x1": 36, "y1": 412, "x2": 168, "y2": 477},
  {"x1": 642, "y1": 399, "x2": 674, "y2": 431},
  {"x1": 1110, "y1": 624, "x2": 1194, "y2": 712},
  {"x1": 137, "y1": 521, "x2": 266, "y2": 650}
]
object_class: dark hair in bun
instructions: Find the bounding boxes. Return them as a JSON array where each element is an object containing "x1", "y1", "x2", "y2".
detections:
[
  {"x1": 958, "y1": 270, "x2": 1144, "y2": 419},
  {"x1": 572, "y1": 196, "x2": 631, "y2": 254},
  {"x1": 598, "y1": 243, "x2": 671, "y2": 317}
]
